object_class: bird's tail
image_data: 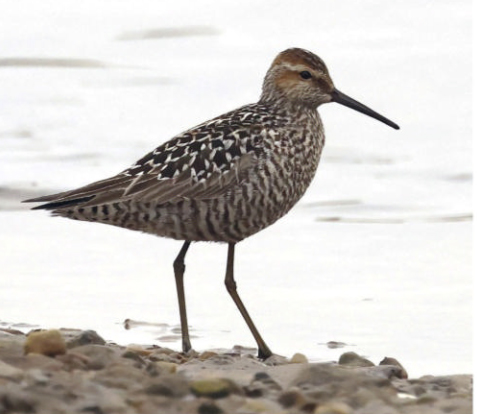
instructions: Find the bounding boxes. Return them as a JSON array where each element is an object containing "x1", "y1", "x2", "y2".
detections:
[{"x1": 23, "y1": 194, "x2": 96, "y2": 210}]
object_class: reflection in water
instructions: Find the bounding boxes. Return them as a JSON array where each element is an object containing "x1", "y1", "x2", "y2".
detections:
[
  {"x1": 123, "y1": 318, "x2": 197, "y2": 346},
  {"x1": 315, "y1": 214, "x2": 472, "y2": 224},
  {"x1": 0, "y1": 58, "x2": 107, "y2": 68},
  {"x1": 117, "y1": 26, "x2": 220, "y2": 41}
]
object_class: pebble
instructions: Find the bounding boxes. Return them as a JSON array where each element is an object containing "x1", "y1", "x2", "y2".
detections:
[
  {"x1": 56, "y1": 350, "x2": 90, "y2": 370},
  {"x1": 71, "y1": 344, "x2": 118, "y2": 369},
  {"x1": 278, "y1": 389, "x2": 308, "y2": 408},
  {"x1": 0, "y1": 359, "x2": 23, "y2": 381},
  {"x1": 190, "y1": 378, "x2": 237, "y2": 399},
  {"x1": 24, "y1": 329, "x2": 66, "y2": 357},
  {"x1": 338, "y1": 351, "x2": 374, "y2": 367},
  {"x1": 290, "y1": 352, "x2": 308, "y2": 364},
  {"x1": 125, "y1": 344, "x2": 154, "y2": 356},
  {"x1": 368, "y1": 364, "x2": 408, "y2": 380},
  {"x1": 314, "y1": 402, "x2": 353, "y2": 414},
  {"x1": 0, "y1": 328, "x2": 24, "y2": 336},
  {"x1": 380, "y1": 356, "x2": 409, "y2": 379},
  {"x1": 200, "y1": 350, "x2": 219, "y2": 360},
  {"x1": 23, "y1": 353, "x2": 64, "y2": 371},
  {"x1": 239, "y1": 398, "x2": 285, "y2": 413},
  {"x1": 121, "y1": 349, "x2": 147, "y2": 367},
  {"x1": 248, "y1": 371, "x2": 282, "y2": 395},
  {"x1": 145, "y1": 360, "x2": 178, "y2": 376},
  {"x1": 67, "y1": 329, "x2": 106, "y2": 348},
  {"x1": 0, "y1": 327, "x2": 472, "y2": 413},
  {"x1": 93, "y1": 363, "x2": 147, "y2": 390},
  {"x1": 149, "y1": 349, "x2": 187, "y2": 363},
  {"x1": 0, "y1": 334, "x2": 25, "y2": 359},
  {"x1": 144, "y1": 374, "x2": 189, "y2": 397},
  {"x1": 198, "y1": 401, "x2": 224, "y2": 414},
  {"x1": 155, "y1": 360, "x2": 178, "y2": 373},
  {"x1": 24, "y1": 368, "x2": 50, "y2": 384}
]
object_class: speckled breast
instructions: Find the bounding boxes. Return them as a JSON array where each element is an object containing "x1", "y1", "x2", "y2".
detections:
[{"x1": 143, "y1": 110, "x2": 325, "y2": 243}]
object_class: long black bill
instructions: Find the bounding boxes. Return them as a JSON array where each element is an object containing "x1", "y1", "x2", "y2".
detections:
[{"x1": 331, "y1": 89, "x2": 399, "y2": 130}]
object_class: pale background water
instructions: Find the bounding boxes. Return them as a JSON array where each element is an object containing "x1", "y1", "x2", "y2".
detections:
[{"x1": 0, "y1": 1, "x2": 472, "y2": 378}]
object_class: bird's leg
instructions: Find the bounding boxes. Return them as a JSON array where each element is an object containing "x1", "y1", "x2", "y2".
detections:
[
  {"x1": 224, "y1": 243, "x2": 273, "y2": 359},
  {"x1": 173, "y1": 241, "x2": 192, "y2": 354}
]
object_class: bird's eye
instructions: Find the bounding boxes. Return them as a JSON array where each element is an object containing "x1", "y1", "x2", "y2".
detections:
[{"x1": 300, "y1": 71, "x2": 312, "y2": 80}]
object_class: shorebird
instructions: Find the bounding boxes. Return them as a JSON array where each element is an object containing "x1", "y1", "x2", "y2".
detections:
[{"x1": 24, "y1": 48, "x2": 399, "y2": 358}]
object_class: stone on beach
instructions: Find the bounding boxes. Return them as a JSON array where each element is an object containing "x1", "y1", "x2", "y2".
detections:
[
  {"x1": 0, "y1": 328, "x2": 472, "y2": 413},
  {"x1": 24, "y1": 329, "x2": 66, "y2": 357}
]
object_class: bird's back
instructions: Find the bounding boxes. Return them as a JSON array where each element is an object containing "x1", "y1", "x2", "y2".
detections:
[{"x1": 27, "y1": 102, "x2": 325, "y2": 243}]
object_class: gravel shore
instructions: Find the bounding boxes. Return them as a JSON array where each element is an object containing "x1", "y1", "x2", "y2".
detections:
[{"x1": 0, "y1": 328, "x2": 472, "y2": 413}]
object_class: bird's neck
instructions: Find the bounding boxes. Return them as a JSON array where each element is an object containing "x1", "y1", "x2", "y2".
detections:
[{"x1": 258, "y1": 97, "x2": 320, "y2": 126}]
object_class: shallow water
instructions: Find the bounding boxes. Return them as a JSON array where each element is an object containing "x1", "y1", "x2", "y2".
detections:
[{"x1": 0, "y1": 0, "x2": 471, "y2": 377}]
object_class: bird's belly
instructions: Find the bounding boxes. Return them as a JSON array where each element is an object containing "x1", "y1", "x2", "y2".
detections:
[
  {"x1": 143, "y1": 161, "x2": 318, "y2": 243},
  {"x1": 58, "y1": 174, "x2": 311, "y2": 243},
  {"x1": 61, "y1": 144, "x2": 322, "y2": 243}
]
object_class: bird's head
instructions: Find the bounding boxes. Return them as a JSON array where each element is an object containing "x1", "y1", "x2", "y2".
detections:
[{"x1": 260, "y1": 48, "x2": 399, "y2": 130}]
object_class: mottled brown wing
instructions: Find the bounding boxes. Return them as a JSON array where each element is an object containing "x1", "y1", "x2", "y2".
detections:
[{"x1": 24, "y1": 128, "x2": 261, "y2": 210}]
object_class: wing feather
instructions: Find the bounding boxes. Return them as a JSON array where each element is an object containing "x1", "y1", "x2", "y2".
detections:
[
  {"x1": 24, "y1": 102, "x2": 275, "y2": 211},
  {"x1": 25, "y1": 144, "x2": 259, "y2": 210}
]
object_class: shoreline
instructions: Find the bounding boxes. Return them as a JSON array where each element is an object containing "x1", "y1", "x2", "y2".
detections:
[{"x1": 0, "y1": 328, "x2": 472, "y2": 413}]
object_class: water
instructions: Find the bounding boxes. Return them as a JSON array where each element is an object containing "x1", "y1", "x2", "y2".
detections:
[{"x1": 0, "y1": 0, "x2": 472, "y2": 378}]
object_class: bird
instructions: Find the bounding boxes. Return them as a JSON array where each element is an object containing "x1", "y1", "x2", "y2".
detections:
[{"x1": 24, "y1": 48, "x2": 399, "y2": 359}]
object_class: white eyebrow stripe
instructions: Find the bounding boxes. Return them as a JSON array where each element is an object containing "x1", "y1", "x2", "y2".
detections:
[{"x1": 281, "y1": 61, "x2": 317, "y2": 74}]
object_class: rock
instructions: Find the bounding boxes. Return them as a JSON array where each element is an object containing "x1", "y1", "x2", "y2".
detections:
[
  {"x1": 0, "y1": 328, "x2": 25, "y2": 336},
  {"x1": 0, "y1": 324, "x2": 472, "y2": 414},
  {"x1": 56, "y1": 350, "x2": 90, "y2": 370},
  {"x1": 190, "y1": 378, "x2": 237, "y2": 399},
  {"x1": 379, "y1": 356, "x2": 408, "y2": 379},
  {"x1": 149, "y1": 345, "x2": 175, "y2": 355},
  {"x1": 24, "y1": 329, "x2": 66, "y2": 357},
  {"x1": 358, "y1": 399, "x2": 400, "y2": 414},
  {"x1": 149, "y1": 349, "x2": 187, "y2": 364},
  {"x1": 290, "y1": 352, "x2": 308, "y2": 364},
  {"x1": 206, "y1": 354, "x2": 236, "y2": 366},
  {"x1": 0, "y1": 335, "x2": 25, "y2": 359},
  {"x1": 351, "y1": 386, "x2": 381, "y2": 407},
  {"x1": 145, "y1": 360, "x2": 178, "y2": 376},
  {"x1": 278, "y1": 389, "x2": 308, "y2": 408},
  {"x1": 70, "y1": 344, "x2": 118, "y2": 369},
  {"x1": 125, "y1": 344, "x2": 154, "y2": 356},
  {"x1": 24, "y1": 368, "x2": 50, "y2": 384},
  {"x1": 0, "y1": 388, "x2": 36, "y2": 413},
  {"x1": 198, "y1": 401, "x2": 224, "y2": 414},
  {"x1": 121, "y1": 350, "x2": 147, "y2": 367},
  {"x1": 200, "y1": 350, "x2": 219, "y2": 360},
  {"x1": 67, "y1": 330, "x2": 106, "y2": 348},
  {"x1": 144, "y1": 374, "x2": 189, "y2": 398},
  {"x1": 367, "y1": 364, "x2": 407, "y2": 380},
  {"x1": 338, "y1": 352, "x2": 374, "y2": 367},
  {"x1": 314, "y1": 402, "x2": 353, "y2": 414},
  {"x1": 93, "y1": 363, "x2": 147, "y2": 389},
  {"x1": 291, "y1": 363, "x2": 395, "y2": 407},
  {"x1": 13, "y1": 353, "x2": 64, "y2": 371},
  {"x1": 238, "y1": 398, "x2": 284, "y2": 413},
  {"x1": 263, "y1": 354, "x2": 288, "y2": 366},
  {"x1": 75, "y1": 386, "x2": 129, "y2": 414},
  {"x1": 155, "y1": 361, "x2": 178, "y2": 374},
  {"x1": 292, "y1": 363, "x2": 351, "y2": 388},
  {"x1": 398, "y1": 374, "x2": 473, "y2": 400},
  {"x1": 431, "y1": 394, "x2": 474, "y2": 414},
  {"x1": 245, "y1": 371, "x2": 282, "y2": 397},
  {"x1": 0, "y1": 360, "x2": 23, "y2": 381}
]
